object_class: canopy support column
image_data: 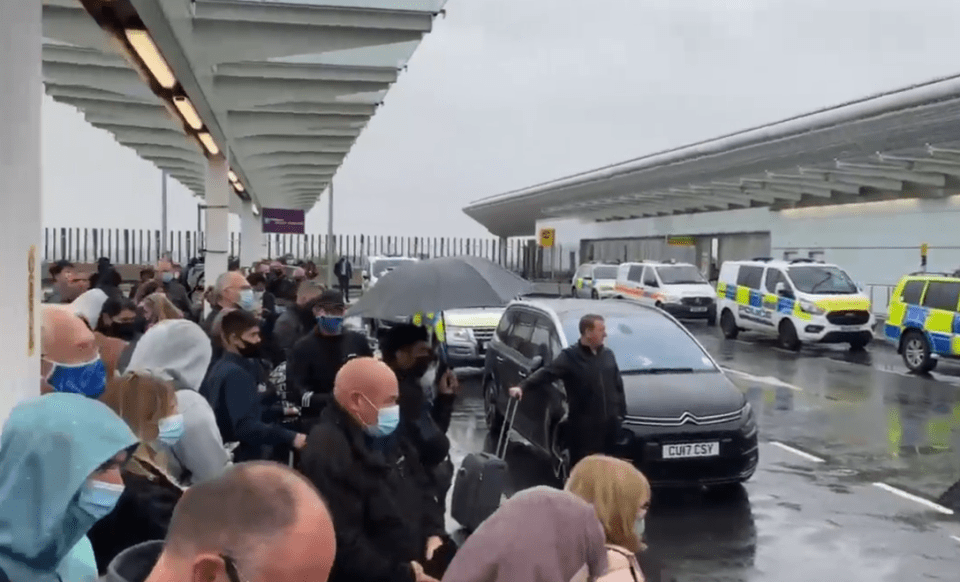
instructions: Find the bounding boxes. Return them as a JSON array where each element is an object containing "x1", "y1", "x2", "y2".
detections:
[
  {"x1": 0, "y1": 0, "x2": 42, "y2": 425},
  {"x1": 204, "y1": 157, "x2": 231, "y2": 307},
  {"x1": 240, "y1": 200, "x2": 264, "y2": 267},
  {"x1": 326, "y1": 182, "x2": 335, "y2": 288}
]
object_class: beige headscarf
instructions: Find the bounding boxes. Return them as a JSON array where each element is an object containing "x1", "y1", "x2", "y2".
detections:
[{"x1": 442, "y1": 486, "x2": 609, "y2": 582}]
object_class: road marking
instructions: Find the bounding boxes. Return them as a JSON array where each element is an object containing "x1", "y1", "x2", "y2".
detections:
[
  {"x1": 951, "y1": 535, "x2": 960, "y2": 544},
  {"x1": 871, "y1": 482, "x2": 955, "y2": 515},
  {"x1": 722, "y1": 367, "x2": 804, "y2": 391},
  {"x1": 770, "y1": 441, "x2": 825, "y2": 463}
]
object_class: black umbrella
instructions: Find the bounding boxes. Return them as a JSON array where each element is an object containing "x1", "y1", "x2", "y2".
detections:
[{"x1": 346, "y1": 255, "x2": 534, "y2": 319}]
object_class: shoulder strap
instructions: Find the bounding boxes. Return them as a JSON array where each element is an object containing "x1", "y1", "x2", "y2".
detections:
[{"x1": 606, "y1": 546, "x2": 641, "y2": 582}]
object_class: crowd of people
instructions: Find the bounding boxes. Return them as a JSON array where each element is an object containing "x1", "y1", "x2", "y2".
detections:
[{"x1": 1, "y1": 255, "x2": 653, "y2": 582}]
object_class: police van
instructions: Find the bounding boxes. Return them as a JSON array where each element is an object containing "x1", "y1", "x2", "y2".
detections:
[
  {"x1": 884, "y1": 271, "x2": 960, "y2": 373},
  {"x1": 614, "y1": 260, "x2": 718, "y2": 325},
  {"x1": 571, "y1": 262, "x2": 619, "y2": 299},
  {"x1": 716, "y1": 258, "x2": 874, "y2": 351}
]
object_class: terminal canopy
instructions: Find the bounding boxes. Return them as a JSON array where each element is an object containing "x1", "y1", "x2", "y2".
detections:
[
  {"x1": 464, "y1": 74, "x2": 960, "y2": 237},
  {"x1": 42, "y1": 0, "x2": 446, "y2": 211}
]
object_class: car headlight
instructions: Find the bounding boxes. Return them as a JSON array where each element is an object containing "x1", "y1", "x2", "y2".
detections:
[
  {"x1": 798, "y1": 299, "x2": 825, "y2": 316},
  {"x1": 446, "y1": 325, "x2": 472, "y2": 342},
  {"x1": 741, "y1": 402, "x2": 757, "y2": 438},
  {"x1": 661, "y1": 295, "x2": 681, "y2": 304}
]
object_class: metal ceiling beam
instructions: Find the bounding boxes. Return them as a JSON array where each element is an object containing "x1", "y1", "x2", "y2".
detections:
[
  {"x1": 798, "y1": 168, "x2": 903, "y2": 191},
  {"x1": 834, "y1": 161, "x2": 945, "y2": 187},
  {"x1": 764, "y1": 172, "x2": 862, "y2": 194}
]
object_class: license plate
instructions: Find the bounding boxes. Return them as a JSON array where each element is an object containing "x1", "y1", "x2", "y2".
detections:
[
  {"x1": 662, "y1": 442, "x2": 720, "y2": 459},
  {"x1": 690, "y1": 307, "x2": 708, "y2": 313},
  {"x1": 840, "y1": 325, "x2": 862, "y2": 331}
]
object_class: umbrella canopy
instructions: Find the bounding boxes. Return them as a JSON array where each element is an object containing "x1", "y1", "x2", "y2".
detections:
[{"x1": 346, "y1": 255, "x2": 534, "y2": 319}]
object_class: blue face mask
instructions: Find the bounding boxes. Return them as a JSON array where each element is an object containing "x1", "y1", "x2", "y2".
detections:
[
  {"x1": 318, "y1": 315, "x2": 344, "y2": 335},
  {"x1": 238, "y1": 289, "x2": 256, "y2": 311},
  {"x1": 46, "y1": 357, "x2": 107, "y2": 399},
  {"x1": 161, "y1": 272, "x2": 174, "y2": 284},
  {"x1": 77, "y1": 479, "x2": 125, "y2": 520},
  {"x1": 158, "y1": 413, "x2": 185, "y2": 446},
  {"x1": 361, "y1": 394, "x2": 400, "y2": 437}
]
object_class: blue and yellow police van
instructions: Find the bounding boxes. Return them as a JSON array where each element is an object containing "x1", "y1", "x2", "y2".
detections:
[{"x1": 884, "y1": 271, "x2": 960, "y2": 373}]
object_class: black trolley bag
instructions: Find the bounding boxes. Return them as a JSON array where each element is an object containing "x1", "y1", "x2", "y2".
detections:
[{"x1": 451, "y1": 395, "x2": 519, "y2": 532}]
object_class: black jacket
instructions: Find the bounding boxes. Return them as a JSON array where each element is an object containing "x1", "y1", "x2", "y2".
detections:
[
  {"x1": 200, "y1": 351, "x2": 297, "y2": 461},
  {"x1": 271, "y1": 304, "x2": 315, "y2": 364},
  {"x1": 162, "y1": 280, "x2": 194, "y2": 320},
  {"x1": 287, "y1": 329, "x2": 372, "y2": 417},
  {"x1": 521, "y1": 341, "x2": 627, "y2": 428},
  {"x1": 88, "y1": 457, "x2": 182, "y2": 574},
  {"x1": 299, "y1": 402, "x2": 446, "y2": 582},
  {"x1": 396, "y1": 371, "x2": 455, "y2": 470}
]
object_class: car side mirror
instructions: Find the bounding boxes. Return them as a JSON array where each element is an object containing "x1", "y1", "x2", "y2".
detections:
[
  {"x1": 647, "y1": 281, "x2": 659, "y2": 288},
  {"x1": 775, "y1": 282, "x2": 792, "y2": 298},
  {"x1": 361, "y1": 271, "x2": 369, "y2": 280}
]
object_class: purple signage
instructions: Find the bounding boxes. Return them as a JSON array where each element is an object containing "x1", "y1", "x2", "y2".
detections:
[{"x1": 261, "y1": 208, "x2": 306, "y2": 234}]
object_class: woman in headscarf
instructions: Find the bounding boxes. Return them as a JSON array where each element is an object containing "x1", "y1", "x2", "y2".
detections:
[
  {"x1": 0, "y1": 393, "x2": 138, "y2": 582},
  {"x1": 70, "y1": 289, "x2": 128, "y2": 380},
  {"x1": 88, "y1": 373, "x2": 186, "y2": 572},
  {"x1": 126, "y1": 319, "x2": 231, "y2": 485},
  {"x1": 441, "y1": 486, "x2": 609, "y2": 582},
  {"x1": 566, "y1": 455, "x2": 651, "y2": 582}
]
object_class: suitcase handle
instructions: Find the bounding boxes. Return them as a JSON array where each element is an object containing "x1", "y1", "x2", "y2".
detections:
[{"x1": 495, "y1": 395, "x2": 520, "y2": 460}]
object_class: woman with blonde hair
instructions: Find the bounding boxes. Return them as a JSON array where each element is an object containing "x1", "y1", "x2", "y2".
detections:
[
  {"x1": 140, "y1": 292, "x2": 183, "y2": 329},
  {"x1": 565, "y1": 454, "x2": 651, "y2": 582},
  {"x1": 87, "y1": 372, "x2": 186, "y2": 573}
]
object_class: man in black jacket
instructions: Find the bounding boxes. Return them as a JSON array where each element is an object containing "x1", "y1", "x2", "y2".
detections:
[
  {"x1": 287, "y1": 289, "x2": 372, "y2": 432},
  {"x1": 380, "y1": 324, "x2": 459, "y2": 499},
  {"x1": 271, "y1": 280, "x2": 323, "y2": 363},
  {"x1": 201, "y1": 309, "x2": 307, "y2": 462},
  {"x1": 509, "y1": 313, "x2": 626, "y2": 467},
  {"x1": 299, "y1": 357, "x2": 446, "y2": 582}
]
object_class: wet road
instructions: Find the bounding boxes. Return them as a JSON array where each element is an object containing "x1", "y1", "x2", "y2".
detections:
[{"x1": 442, "y1": 319, "x2": 960, "y2": 581}]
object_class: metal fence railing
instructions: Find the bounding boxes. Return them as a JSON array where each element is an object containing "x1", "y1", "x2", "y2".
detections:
[
  {"x1": 866, "y1": 284, "x2": 895, "y2": 318},
  {"x1": 41, "y1": 227, "x2": 578, "y2": 281}
]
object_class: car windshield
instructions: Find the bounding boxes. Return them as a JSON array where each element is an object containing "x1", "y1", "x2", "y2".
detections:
[
  {"x1": 562, "y1": 314, "x2": 717, "y2": 373},
  {"x1": 371, "y1": 259, "x2": 415, "y2": 278},
  {"x1": 593, "y1": 266, "x2": 618, "y2": 279},
  {"x1": 788, "y1": 266, "x2": 858, "y2": 294},
  {"x1": 656, "y1": 265, "x2": 706, "y2": 285}
]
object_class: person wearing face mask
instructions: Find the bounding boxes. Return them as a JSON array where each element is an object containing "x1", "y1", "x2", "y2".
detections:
[
  {"x1": 565, "y1": 455, "x2": 651, "y2": 582},
  {"x1": 287, "y1": 289, "x2": 372, "y2": 434},
  {"x1": 155, "y1": 258, "x2": 194, "y2": 320},
  {"x1": 88, "y1": 373, "x2": 187, "y2": 573},
  {"x1": 271, "y1": 280, "x2": 323, "y2": 363},
  {"x1": 0, "y1": 393, "x2": 139, "y2": 582},
  {"x1": 380, "y1": 324, "x2": 460, "y2": 501},
  {"x1": 200, "y1": 309, "x2": 307, "y2": 462},
  {"x1": 70, "y1": 290, "x2": 130, "y2": 382},
  {"x1": 299, "y1": 358, "x2": 448, "y2": 582},
  {"x1": 41, "y1": 304, "x2": 109, "y2": 399},
  {"x1": 97, "y1": 297, "x2": 141, "y2": 341},
  {"x1": 203, "y1": 271, "x2": 255, "y2": 334}
]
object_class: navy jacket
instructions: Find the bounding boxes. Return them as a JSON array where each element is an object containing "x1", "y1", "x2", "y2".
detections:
[{"x1": 200, "y1": 351, "x2": 297, "y2": 462}]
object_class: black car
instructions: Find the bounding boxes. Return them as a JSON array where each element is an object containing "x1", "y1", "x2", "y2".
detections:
[{"x1": 482, "y1": 298, "x2": 758, "y2": 487}]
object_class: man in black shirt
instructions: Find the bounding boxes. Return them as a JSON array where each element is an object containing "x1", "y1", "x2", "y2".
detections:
[
  {"x1": 287, "y1": 290, "x2": 372, "y2": 433},
  {"x1": 509, "y1": 314, "x2": 626, "y2": 467}
]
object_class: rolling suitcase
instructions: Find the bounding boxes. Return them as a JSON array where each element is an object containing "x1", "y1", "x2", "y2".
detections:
[{"x1": 451, "y1": 396, "x2": 519, "y2": 532}]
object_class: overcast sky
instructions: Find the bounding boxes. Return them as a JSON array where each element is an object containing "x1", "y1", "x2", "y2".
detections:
[{"x1": 42, "y1": 0, "x2": 960, "y2": 239}]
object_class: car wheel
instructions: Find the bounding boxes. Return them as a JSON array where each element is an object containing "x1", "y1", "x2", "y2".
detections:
[
  {"x1": 591, "y1": 289, "x2": 599, "y2": 300},
  {"x1": 720, "y1": 309, "x2": 739, "y2": 339},
  {"x1": 484, "y1": 377, "x2": 504, "y2": 433},
  {"x1": 778, "y1": 320, "x2": 801, "y2": 351},
  {"x1": 902, "y1": 331, "x2": 936, "y2": 373}
]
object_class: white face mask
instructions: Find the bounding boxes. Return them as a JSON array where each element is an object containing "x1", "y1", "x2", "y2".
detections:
[{"x1": 634, "y1": 515, "x2": 645, "y2": 539}]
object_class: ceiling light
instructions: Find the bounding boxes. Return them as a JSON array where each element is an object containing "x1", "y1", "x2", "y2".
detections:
[
  {"x1": 172, "y1": 96, "x2": 203, "y2": 130},
  {"x1": 252, "y1": 204, "x2": 260, "y2": 216},
  {"x1": 228, "y1": 170, "x2": 238, "y2": 183},
  {"x1": 197, "y1": 132, "x2": 219, "y2": 156},
  {"x1": 124, "y1": 29, "x2": 176, "y2": 89},
  {"x1": 235, "y1": 182, "x2": 245, "y2": 193}
]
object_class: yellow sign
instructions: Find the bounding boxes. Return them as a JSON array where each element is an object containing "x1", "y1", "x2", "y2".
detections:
[
  {"x1": 27, "y1": 245, "x2": 36, "y2": 357},
  {"x1": 538, "y1": 228, "x2": 555, "y2": 248},
  {"x1": 667, "y1": 235, "x2": 696, "y2": 247},
  {"x1": 921, "y1": 243, "x2": 929, "y2": 257}
]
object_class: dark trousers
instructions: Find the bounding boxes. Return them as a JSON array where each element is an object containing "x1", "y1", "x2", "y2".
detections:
[
  {"x1": 567, "y1": 417, "x2": 618, "y2": 468},
  {"x1": 337, "y1": 276, "x2": 350, "y2": 301}
]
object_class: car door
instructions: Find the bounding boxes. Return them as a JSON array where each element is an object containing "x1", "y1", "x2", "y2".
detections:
[
  {"x1": 919, "y1": 281, "x2": 960, "y2": 356},
  {"x1": 734, "y1": 265, "x2": 766, "y2": 331},
  {"x1": 641, "y1": 266, "x2": 661, "y2": 306},
  {"x1": 499, "y1": 309, "x2": 536, "y2": 399},
  {"x1": 763, "y1": 266, "x2": 793, "y2": 328},
  {"x1": 623, "y1": 264, "x2": 644, "y2": 302},
  {"x1": 513, "y1": 314, "x2": 559, "y2": 451}
]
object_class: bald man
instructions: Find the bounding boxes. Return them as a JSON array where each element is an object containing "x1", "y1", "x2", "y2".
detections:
[
  {"x1": 203, "y1": 271, "x2": 253, "y2": 333},
  {"x1": 41, "y1": 305, "x2": 107, "y2": 399},
  {"x1": 299, "y1": 358, "x2": 448, "y2": 582},
  {"x1": 100, "y1": 462, "x2": 335, "y2": 582}
]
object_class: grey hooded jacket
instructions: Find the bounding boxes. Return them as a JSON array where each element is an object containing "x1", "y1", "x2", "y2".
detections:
[
  {"x1": 99, "y1": 541, "x2": 162, "y2": 582},
  {"x1": 126, "y1": 319, "x2": 231, "y2": 485}
]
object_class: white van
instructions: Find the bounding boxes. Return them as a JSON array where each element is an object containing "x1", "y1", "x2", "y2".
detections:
[
  {"x1": 571, "y1": 263, "x2": 619, "y2": 299},
  {"x1": 362, "y1": 255, "x2": 419, "y2": 292},
  {"x1": 614, "y1": 260, "x2": 718, "y2": 325},
  {"x1": 716, "y1": 258, "x2": 874, "y2": 351}
]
